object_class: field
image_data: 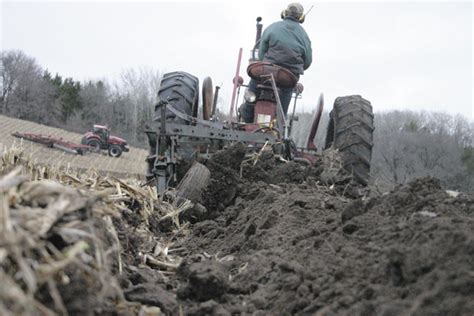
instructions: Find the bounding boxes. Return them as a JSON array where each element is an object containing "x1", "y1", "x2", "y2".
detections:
[
  {"x1": 1, "y1": 121, "x2": 473, "y2": 315},
  {"x1": 0, "y1": 115, "x2": 148, "y2": 177}
]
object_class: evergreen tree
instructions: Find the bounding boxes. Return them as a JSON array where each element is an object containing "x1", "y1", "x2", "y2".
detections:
[{"x1": 58, "y1": 77, "x2": 82, "y2": 122}]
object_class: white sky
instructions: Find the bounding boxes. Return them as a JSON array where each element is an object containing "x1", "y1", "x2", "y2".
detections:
[{"x1": 1, "y1": 0, "x2": 473, "y2": 120}]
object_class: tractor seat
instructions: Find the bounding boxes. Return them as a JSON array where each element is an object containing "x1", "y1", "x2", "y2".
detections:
[{"x1": 247, "y1": 61, "x2": 298, "y2": 89}]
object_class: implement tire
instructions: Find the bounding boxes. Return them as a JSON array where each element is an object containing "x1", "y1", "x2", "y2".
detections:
[
  {"x1": 325, "y1": 95, "x2": 374, "y2": 185},
  {"x1": 154, "y1": 71, "x2": 199, "y2": 123},
  {"x1": 176, "y1": 162, "x2": 210, "y2": 203}
]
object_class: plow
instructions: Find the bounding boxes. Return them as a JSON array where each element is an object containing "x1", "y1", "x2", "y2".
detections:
[
  {"x1": 11, "y1": 125, "x2": 129, "y2": 157},
  {"x1": 146, "y1": 17, "x2": 374, "y2": 196},
  {"x1": 12, "y1": 132, "x2": 92, "y2": 155}
]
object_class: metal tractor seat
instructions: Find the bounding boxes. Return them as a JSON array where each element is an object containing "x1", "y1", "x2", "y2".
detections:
[{"x1": 247, "y1": 61, "x2": 298, "y2": 89}]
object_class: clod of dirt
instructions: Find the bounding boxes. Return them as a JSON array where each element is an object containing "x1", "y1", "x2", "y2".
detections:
[
  {"x1": 121, "y1": 265, "x2": 166, "y2": 287},
  {"x1": 124, "y1": 283, "x2": 178, "y2": 314},
  {"x1": 201, "y1": 143, "x2": 246, "y2": 215},
  {"x1": 341, "y1": 199, "x2": 366, "y2": 223},
  {"x1": 177, "y1": 260, "x2": 229, "y2": 302},
  {"x1": 207, "y1": 142, "x2": 247, "y2": 171},
  {"x1": 342, "y1": 222, "x2": 359, "y2": 234},
  {"x1": 185, "y1": 300, "x2": 232, "y2": 316}
]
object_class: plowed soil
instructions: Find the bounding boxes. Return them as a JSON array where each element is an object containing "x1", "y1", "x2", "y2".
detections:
[
  {"x1": 164, "y1": 144, "x2": 474, "y2": 315},
  {"x1": 2, "y1": 143, "x2": 473, "y2": 315}
]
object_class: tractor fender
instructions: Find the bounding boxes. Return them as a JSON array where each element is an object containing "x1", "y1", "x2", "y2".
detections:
[
  {"x1": 108, "y1": 135, "x2": 127, "y2": 145},
  {"x1": 84, "y1": 134, "x2": 102, "y2": 142}
]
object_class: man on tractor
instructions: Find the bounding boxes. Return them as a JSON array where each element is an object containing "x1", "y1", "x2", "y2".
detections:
[{"x1": 240, "y1": 2, "x2": 313, "y2": 123}]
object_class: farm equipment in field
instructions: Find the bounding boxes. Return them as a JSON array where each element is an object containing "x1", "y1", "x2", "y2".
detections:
[
  {"x1": 12, "y1": 132, "x2": 91, "y2": 155},
  {"x1": 145, "y1": 17, "x2": 374, "y2": 195},
  {"x1": 81, "y1": 125, "x2": 129, "y2": 158}
]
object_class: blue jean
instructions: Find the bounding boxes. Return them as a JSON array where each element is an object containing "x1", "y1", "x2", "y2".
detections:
[{"x1": 240, "y1": 79, "x2": 294, "y2": 123}]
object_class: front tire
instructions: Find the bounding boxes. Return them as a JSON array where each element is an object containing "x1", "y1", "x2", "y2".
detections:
[{"x1": 325, "y1": 95, "x2": 374, "y2": 185}]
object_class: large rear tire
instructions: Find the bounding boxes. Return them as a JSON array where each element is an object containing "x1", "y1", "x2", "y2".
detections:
[
  {"x1": 86, "y1": 139, "x2": 102, "y2": 153},
  {"x1": 147, "y1": 72, "x2": 200, "y2": 182},
  {"x1": 325, "y1": 95, "x2": 374, "y2": 185},
  {"x1": 154, "y1": 71, "x2": 199, "y2": 123}
]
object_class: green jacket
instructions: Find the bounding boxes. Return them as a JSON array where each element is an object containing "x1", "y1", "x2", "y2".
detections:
[{"x1": 258, "y1": 17, "x2": 312, "y2": 76}]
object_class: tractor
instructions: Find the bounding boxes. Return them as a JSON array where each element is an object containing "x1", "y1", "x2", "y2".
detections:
[
  {"x1": 145, "y1": 17, "x2": 374, "y2": 196},
  {"x1": 81, "y1": 125, "x2": 130, "y2": 158}
]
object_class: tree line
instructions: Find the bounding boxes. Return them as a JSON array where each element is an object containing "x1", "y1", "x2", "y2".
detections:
[
  {"x1": 371, "y1": 110, "x2": 473, "y2": 191},
  {"x1": 292, "y1": 108, "x2": 474, "y2": 192},
  {"x1": 1, "y1": 49, "x2": 473, "y2": 191},
  {"x1": 1, "y1": 50, "x2": 160, "y2": 146}
]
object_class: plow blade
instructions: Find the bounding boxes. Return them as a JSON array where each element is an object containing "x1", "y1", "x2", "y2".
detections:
[{"x1": 306, "y1": 93, "x2": 324, "y2": 150}]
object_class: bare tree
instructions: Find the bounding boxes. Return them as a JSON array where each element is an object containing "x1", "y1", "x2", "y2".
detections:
[
  {"x1": 113, "y1": 67, "x2": 161, "y2": 143},
  {"x1": 371, "y1": 110, "x2": 474, "y2": 191},
  {"x1": 1, "y1": 50, "x2": 38, "y2": 114},
  {"x1": 0, "y1": 50, "x2": 60, "y2": 124}
]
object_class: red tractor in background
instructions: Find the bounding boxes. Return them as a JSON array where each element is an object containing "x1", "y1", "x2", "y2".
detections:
[{"x1": 81, "y1": 125, "x2": 129, "y2": 158}]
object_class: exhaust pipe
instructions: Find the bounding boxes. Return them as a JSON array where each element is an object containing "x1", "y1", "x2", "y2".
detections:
[
  {"x1": 251, "y1": 17, "x2": 263, "y2": 61},
  {"x1": 255, "y1": 16, "x2": 263, "y2": 44}
]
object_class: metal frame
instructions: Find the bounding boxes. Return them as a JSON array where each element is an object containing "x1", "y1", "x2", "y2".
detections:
[
  {"x1": 146, "y1": 69, "x2": 325, "y2": 194},
  {"x1": 12, "y1": 132, "x2": 91, "y2": 155},
  {"x1": 145, "y1": 100, "x2": 282, "y2": 193}
]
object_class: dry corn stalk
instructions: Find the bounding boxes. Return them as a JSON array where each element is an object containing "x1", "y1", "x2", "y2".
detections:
[{"x1": 0, "y1": 144, "x2": 176, "y2": 315}]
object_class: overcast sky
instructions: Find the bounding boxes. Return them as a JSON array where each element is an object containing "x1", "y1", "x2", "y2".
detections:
[{"x1": 1, "y1": 0, "x2": 473, "y2": 120}]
